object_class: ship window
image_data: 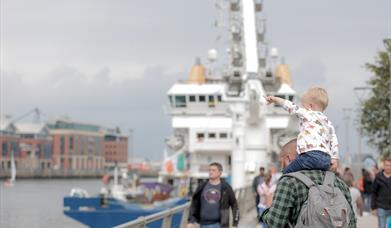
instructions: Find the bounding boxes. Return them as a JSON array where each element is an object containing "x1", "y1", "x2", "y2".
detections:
[
  {"x1": 168, "y1": 95, "x2": 174, "y2": 107},
  {"x1": 217, "y1": 95, "x2": 222, "y2": 102},
  {"x1": 175, "y1": 96, "x2": 187, "y2": 108},
  {"x1": 199, "y1": 95, "x2": 206, "y2": 102},
  {"x1": 219, "y1": 133, "x2": 228, "y2": 139},
  {"x1": 208, "y1": 133, "x2": 216, "y2": 139},
  {"x1": 197, "y1": 133, "x2": 205, "y2": 141},
  {"x1": 189, "y1": 95, "x2": 196, "y2": 102},
  {"x1": 208, "y1": 96, "x2": 215, "y2": 108}
]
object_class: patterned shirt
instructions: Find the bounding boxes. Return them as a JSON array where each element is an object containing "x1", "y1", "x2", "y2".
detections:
[
  {"x1": 283, "y1": 100, "x2": 339, "y2": 159},
  {"x1": 261, "y1": 170, "x2": 357, "y2": 228}
]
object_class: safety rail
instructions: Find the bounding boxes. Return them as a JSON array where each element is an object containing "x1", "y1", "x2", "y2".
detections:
[{"x1": 114, "y1": 186, "x2": 254, "y2": 228}]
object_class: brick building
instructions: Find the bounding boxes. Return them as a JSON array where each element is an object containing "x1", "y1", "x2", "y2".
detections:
[
  {"x1": 48, "y1": 119, "x2": 104, "y2": 171},
  {"x1": 103, "y1": 128, "x2": 128, "y2": 168},
  {"x1": 15, "y1": 123, "x2": 52, "y2": 170},
  {"x1": 0, "y1": 119, "x2": 19, "y2": 171}
]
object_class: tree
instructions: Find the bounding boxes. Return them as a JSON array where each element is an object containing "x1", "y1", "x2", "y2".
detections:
[{"x1": 360, "y1": 46, "x2": 390, "y2": 158}]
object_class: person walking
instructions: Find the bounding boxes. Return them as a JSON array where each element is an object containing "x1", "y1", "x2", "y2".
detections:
[
  {"x1": 252, "y1": 166, "x2": 265, "y2": 216},
  {"x1": 359, "y1": 168, "x2": 373, "y2": 214},
  {"x1": 371, "y1": 157, "x2": 391, "y2": 228},
  {"x1": 257, "y1": 172, "x2": 276, "y2": 228},
  {"x1": 187, "y1": 162, "x2": 239, "y2": 228},
  {"x1": 343, "y1": 173, "x2": 363, "y2": 218}
]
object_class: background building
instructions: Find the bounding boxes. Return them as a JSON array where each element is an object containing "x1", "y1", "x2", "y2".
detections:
[
  {"x1": 0, "y1": 118, "x2": 19, "y2": 171},
  {"x1": 103, "y1": 128, "x2": 128, "y2": 169},
  {"x1": 15, "y1": 123, "x2": 52, "y2": 172},
  {"x1": 48, "y1": 119, "x2": 104, "y2": 173}
]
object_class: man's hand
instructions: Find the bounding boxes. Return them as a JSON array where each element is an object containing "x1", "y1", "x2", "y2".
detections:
[
  {"x1": 330, "y1": 159, "x2": 339, "y2": 172},
  {"x1": 371, "y1": 209, "x2": 377, "y2": 216}
]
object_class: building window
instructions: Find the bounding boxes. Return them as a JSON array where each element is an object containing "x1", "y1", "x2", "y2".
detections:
[
  {"x1": 189, "y1": 95, "x2": 196, "y2": 102},
  {"x1": 219, "y1": 133, "x2": 228, "y2": 139},
  {"x1": 208, "y1": 95, "x2": 215, "y2": 108},
  {"x1": 69, "y1": 136, "x2": 74, "y2": 150},
  {"x1": 208, "y1": 133, "x2": 216, "y2": 139},
  {"x1": 174, "y1": 96, "x2": 187, "y2": 108},
  {"x1": 196, "y1": 133, "x2": 205, "y2": 142},
  {"x1": 199, "y1": 95, "x2": 206, "y2": 102},
  {"x1": 60, "y1": 136, "x2": 65, "y2": 155},
  {"x1": 217, "y1": 95, "x2": 222, "y2": 102},
  {"x1": 2, "y1": 142, "x2": 7, "y2": 156}
]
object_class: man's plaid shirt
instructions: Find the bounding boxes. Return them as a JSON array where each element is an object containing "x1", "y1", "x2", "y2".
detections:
[{"x1": 261, "y1": 170, "x2": 357, "y2": 228}]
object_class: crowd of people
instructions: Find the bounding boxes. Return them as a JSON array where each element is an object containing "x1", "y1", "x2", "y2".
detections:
[{"x1": 186, "y1": 86, "x2": 390, "y2": 228}]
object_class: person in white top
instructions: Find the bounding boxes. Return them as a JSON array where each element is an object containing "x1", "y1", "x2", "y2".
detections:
[
  {"x1": 266, "y1": 86, "x2": 339, "y2": 174},
  {"x1": 257, "y1": 172, "x2": 276, "y2": 228},
  {"x1": 342, "y1": 172, "x2": 363, "y2": 218}
]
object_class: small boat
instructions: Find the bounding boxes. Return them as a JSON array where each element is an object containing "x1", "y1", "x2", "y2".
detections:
[{"x1": 63, "y1": 167, "x2": 188, "y2": 227}]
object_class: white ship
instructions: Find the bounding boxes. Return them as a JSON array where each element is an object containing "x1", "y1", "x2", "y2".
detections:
[{"x1": 159, "y1": 0, "x2": 299, "y2": 190}]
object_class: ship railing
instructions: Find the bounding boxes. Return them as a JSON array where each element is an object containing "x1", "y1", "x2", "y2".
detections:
[
  {"x1": 114, "y1": 186, "x2": 254, "y2": 228},
  {"x1": 114, "y1": 202, "x2": 191, "y2": 228},
  {"x1": 235, "y1": 186, "x2": 255, "y2": 216}
]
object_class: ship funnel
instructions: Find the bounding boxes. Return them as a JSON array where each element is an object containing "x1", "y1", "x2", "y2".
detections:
[
  {"x1": 188, "y1": 57, "x2": 206, "y2": 84},
  {"x1": 275, "y1": 62, "x2": 292, "y2": 86}
]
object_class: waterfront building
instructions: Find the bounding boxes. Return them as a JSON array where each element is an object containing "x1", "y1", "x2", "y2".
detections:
[
  {"x1": 48, "y1": 119, "x2": 104, "y2": 172},
  {"x1": 103, "y1": 127, "x2": 128, "y2": 169},
  {"x1": 0, "y1": 118, "x2": 19, "y2": 170},
  {"x1": 15, "y1": 123, "x2": 52, "y2": 171}
]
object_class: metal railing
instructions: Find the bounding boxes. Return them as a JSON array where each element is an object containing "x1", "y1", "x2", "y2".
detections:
[
  {"x1": 114, "y1": 202, "x2": 191, "y2": 228},
  {"x1": 114, "y1": 186, "x2": 254, "y2": 228}
]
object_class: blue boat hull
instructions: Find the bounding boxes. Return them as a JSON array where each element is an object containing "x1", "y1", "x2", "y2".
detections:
[{"x1": 64, "y1": 197, "x2": 188, "y2": 228}]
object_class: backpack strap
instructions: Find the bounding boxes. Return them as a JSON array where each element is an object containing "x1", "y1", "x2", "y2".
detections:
[
  {"x1": 323, "y1": 171, "x2": 335, "y2": 187},
  {"x1": 283, "y1": 172, "x2": 316, "y2": 188}
]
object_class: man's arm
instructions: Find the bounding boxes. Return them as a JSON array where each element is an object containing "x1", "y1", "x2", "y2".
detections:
[
  {"x1": 261, "y1": 177, "x2": 295, "y2": 227},
  {"x1": 227, "y1": 185, "x2": 240, "y2": 227},
  {"x1": 371, "y1": 177, "x2": 379, "y2": 211},
  {"x1": 187, "y1": 184, "x2": 203, "y2": 225}
]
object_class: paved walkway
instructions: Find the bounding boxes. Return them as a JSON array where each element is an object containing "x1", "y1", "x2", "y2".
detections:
[{"x1": 239, "y1": 208, "x2": 378, "y2": 228}]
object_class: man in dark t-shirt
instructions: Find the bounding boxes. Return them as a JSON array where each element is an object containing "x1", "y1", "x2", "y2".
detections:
[
  {"x1": 200, "y1": 182, "x2": 221, "y2": 225},
  {"x1": 188, "y1": 162, "x2": 239, "y2": 228}
]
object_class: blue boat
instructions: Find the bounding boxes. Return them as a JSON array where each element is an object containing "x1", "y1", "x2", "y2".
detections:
[{"x1": 64, "y1": 196, "x2": 188, "y2": 228}]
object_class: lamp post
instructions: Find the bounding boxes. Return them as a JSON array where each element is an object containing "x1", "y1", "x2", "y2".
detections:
[
  {"x1": 383, "y1": 38, "x2": 391, "y2": 154},
  {"x1": 343, "y1": 108, "x2": 353, "y2": 165},
  {"x1": 353, "y1": 86, "x2": 372, "y2": 157}
]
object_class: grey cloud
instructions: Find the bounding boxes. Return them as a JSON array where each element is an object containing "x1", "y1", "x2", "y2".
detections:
[{"x1": 3, "y1": 65, "x2": 184, "y2": 160}]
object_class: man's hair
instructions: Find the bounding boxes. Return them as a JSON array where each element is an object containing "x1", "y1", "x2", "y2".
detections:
[
  {"x1": 384, "y1": 157, "x2": 391, "y2": 163},
  {"x1": 279, "y1": 138, "x2": 298, "y2": 158},
  {"x1": 210, "y1": 162, "x2": 223, "y2": 172},
  {"x1": 302, "y1": 86, "x2": 329, "y2": 111}
]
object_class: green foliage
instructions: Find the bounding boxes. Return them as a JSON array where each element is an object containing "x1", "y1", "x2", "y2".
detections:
[{"x1": 361, "y1": 45, "x2": 390, "y2": 158}]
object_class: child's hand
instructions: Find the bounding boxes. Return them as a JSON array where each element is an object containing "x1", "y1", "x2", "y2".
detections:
[{"x1": 265, "y1": 96, "x2": 275, "y2": 104}]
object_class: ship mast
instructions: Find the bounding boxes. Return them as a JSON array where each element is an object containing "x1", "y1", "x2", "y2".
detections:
[{"x1": 224, "y1": 0, "x2": 272, "y2": 189}]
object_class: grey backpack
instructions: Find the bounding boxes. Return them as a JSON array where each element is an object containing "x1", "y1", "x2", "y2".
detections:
[{"x1": 284, "y1": 171, "x2": 351, "y2": 228}]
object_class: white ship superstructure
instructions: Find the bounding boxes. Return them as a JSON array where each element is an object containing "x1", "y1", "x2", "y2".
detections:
[{"x1": 159, "y1": 0, "x2": 299, "y2": 190}]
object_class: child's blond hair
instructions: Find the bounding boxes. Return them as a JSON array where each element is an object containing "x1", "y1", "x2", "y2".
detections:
[{"x1": 302, "y1": 86, "x2": 329, "y2": 111}]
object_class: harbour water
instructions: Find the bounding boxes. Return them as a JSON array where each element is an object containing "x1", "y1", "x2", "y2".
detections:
[{"x1": 0, "y1": 179, "x2": 102, "y2": 228}]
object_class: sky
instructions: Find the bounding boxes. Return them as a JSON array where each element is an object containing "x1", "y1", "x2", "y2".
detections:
[{"x1": 1, "y1": 0, "x2": 390, "y2": 161}]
